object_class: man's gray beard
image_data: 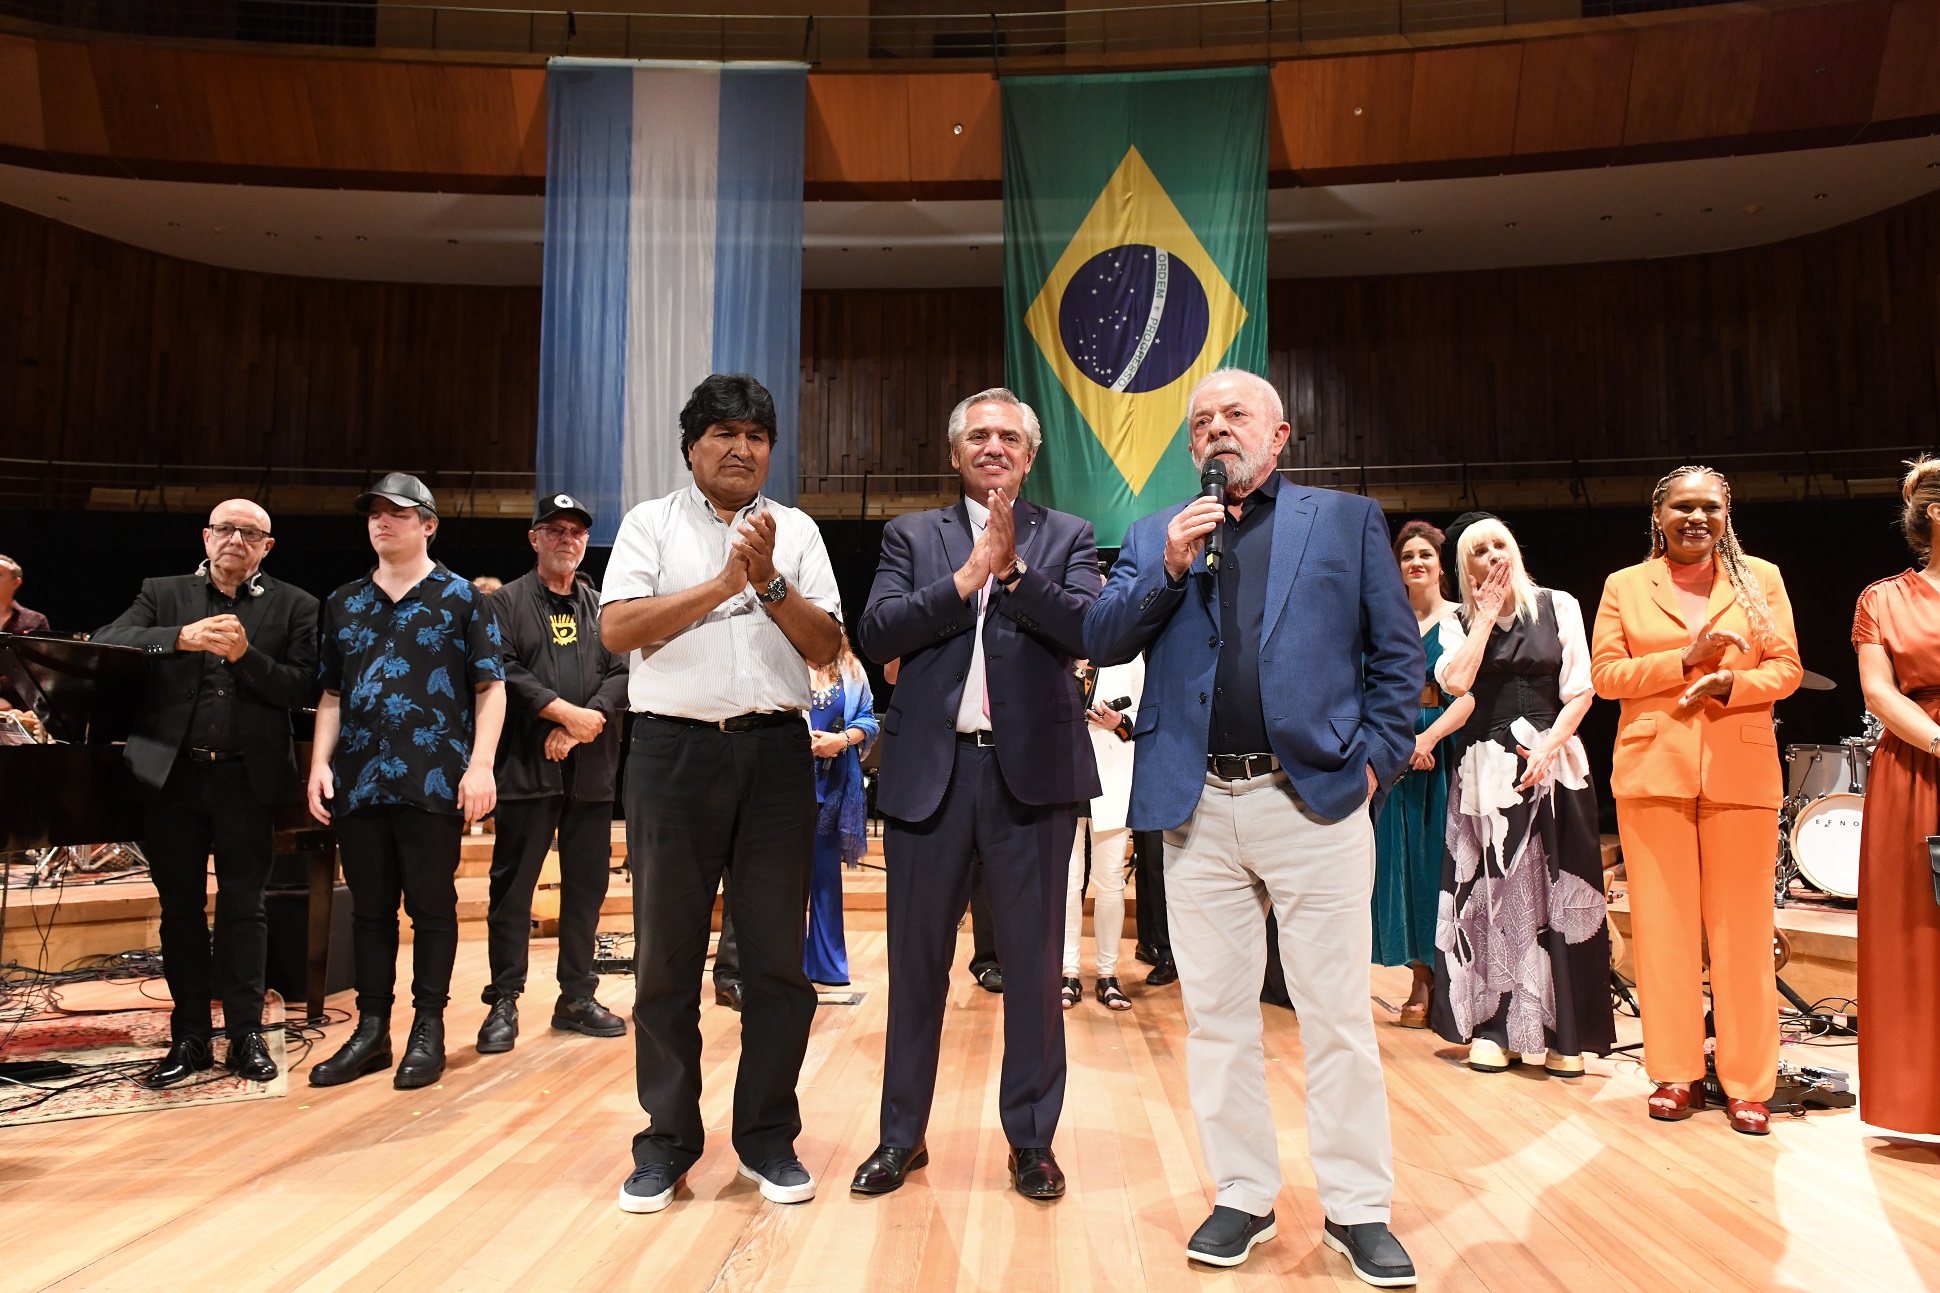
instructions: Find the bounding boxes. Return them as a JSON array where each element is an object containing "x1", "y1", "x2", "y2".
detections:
[{"x1": 1192, "y1": 438, "x2": 1271, "y2": 493}]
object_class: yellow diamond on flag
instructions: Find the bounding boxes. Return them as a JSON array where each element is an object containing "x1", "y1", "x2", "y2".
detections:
[{"x1": 1022, "y1": 147, "x2": 1248, "y2": 495}]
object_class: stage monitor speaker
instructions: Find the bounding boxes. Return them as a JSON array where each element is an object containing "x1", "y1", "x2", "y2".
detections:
[{"x1": 265, "y1": 882, "x2": 352, "y2": 1004}]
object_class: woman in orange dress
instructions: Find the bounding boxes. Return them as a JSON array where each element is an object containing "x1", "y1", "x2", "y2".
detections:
[
  {"x1": 1591, "y1": 467, "x2": 1800, "y2": 1135},
  {"x1": 1854, "y1": 457, "x2": 1940, "y2": 1134}
]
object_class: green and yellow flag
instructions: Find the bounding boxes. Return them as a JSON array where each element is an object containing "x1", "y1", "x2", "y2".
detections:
[{"x1": 1003, "y1": 69, "x2": 1267, "y2": 548}]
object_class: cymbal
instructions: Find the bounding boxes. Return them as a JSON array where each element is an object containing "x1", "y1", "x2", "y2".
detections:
[{"x1": 1798, "y1": 670, "x2": 1837, "y2": 692}]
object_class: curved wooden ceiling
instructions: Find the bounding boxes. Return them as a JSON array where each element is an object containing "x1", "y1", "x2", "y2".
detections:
[{"x1": 1, "y1": 0, "x2": 1937, "y2": 200}]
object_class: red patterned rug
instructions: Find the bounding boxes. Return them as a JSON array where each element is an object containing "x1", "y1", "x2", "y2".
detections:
[{"x1": 0, "y1": 993, "x2": 287, "y2": 1126}]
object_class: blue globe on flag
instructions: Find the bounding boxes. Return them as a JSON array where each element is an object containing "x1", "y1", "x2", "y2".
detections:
[{"x1": 1056, "y1": 243, "x2": 1211, "y2": 395}]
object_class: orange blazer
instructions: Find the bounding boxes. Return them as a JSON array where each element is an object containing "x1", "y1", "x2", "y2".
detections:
[{"x1": 1590, "y1": 555, "x2": 1801, "y2": 807}]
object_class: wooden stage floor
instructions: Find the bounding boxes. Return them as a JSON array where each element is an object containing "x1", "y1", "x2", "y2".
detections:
[{"x1": 3, "y1": 933, "x2": 1937, "y2": 1292}]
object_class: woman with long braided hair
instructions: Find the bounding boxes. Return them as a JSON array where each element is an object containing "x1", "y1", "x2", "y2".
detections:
[{"x1": 1590, "y1": 466, "x2": 1801, "y2": 1135}]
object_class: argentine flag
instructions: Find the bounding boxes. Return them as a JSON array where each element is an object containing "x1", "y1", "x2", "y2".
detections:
[{"x1": 538, "y1": 60, "x2": 806, "y2": 546}]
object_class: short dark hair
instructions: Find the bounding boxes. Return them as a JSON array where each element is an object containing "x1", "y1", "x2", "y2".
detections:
[{"x1": 680, "y1": 373, "x2": 777, "y2": 468}]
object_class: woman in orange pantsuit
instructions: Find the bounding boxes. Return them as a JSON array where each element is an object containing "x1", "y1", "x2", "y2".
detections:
[
  {"x1": 1591, "y1": 467, "x2": 1801, "y2": 1135},
  {"x1": 1853, "y1": 458, "x2": 1940, "y2": 1136}
]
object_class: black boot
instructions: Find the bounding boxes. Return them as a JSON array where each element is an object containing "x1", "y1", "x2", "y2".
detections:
[
  {"x1": 308, "y1": 1013, "x2": 393, "y2": 1087},
  {"x1": 552, "y1": 995, "x2": 626, "y2": 1037},
  {"x1": 477, "y1": 995, "x2": 519, "y2": 1054},
  {"x1": 394, "y1": 1011, "x2": 446, "y2": 1089},
  {"x1": 225, "y1": 1030, "x2": 279, "y2": 1082}
]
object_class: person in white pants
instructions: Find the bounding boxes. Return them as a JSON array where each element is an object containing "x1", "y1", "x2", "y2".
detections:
[{"x1": 1063, "y1": 656, "x2": 1143, "y2": 1011}]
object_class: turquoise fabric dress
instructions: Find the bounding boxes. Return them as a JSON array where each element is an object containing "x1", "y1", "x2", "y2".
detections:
[{"x1": 1372, "y1": 622, "x2": 1457, "y2": 966}]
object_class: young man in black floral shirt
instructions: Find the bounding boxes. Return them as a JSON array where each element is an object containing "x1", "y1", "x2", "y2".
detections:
[{"x1": 306, "y1": 472, "x2": 507, "y2": 1090}]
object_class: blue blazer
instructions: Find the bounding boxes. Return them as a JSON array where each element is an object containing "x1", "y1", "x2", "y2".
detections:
[
  {"x1": 1084, "y1": 485, "x2": 1423, "y2": 830},
  {"x1": 858, "y1": 497, "x2": 1103, "y2": 823}
]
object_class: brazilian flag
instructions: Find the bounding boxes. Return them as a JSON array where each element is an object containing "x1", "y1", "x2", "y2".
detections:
[{"x1": 1003, "y1": 69, "x2": 1267, "y2": 548}]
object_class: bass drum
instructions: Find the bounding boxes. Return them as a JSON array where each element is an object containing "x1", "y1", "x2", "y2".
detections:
[{"x1": 1790, "y1": 792, "x2": 1864, "y2": 900}]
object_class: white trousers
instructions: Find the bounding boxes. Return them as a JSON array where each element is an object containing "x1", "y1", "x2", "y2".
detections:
[
  {"x1": 1164, "y1": 770, "x2": 1394, "y2": 1222},
  {"x1": 1063, "y1": 821, "x2": 1130, "y2": 976}
]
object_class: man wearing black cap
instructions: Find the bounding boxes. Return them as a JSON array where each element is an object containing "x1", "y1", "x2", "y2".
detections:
[
  {"x1": 306, "y1": 472, "x2": 506, "y2": 1091},
  {"x1": 474, "y1": 494, "x2": 631, "y2": 1053}
]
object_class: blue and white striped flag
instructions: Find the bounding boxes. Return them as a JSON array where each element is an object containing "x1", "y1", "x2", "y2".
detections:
[{"x1": 538, "y1": 60, "x2": 806, "y2": 545}]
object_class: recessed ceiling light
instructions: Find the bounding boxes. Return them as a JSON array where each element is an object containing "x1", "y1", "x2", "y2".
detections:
[
  {"x1": 55, "y1": 195, "x2": 69, "y2": 203},
  {"x1": 313, "y1": 235, "x2": 323, "y2": 241},
  {"x1": 1504, "y1": 221, "x2": 1517, "y2": 229},
  {"x1": 1700, "y1": 207, "x2": 1713, "y2": 214},
  {"x1": 166, "y1": 220, "x2": 179, "y2": 227},
  {"x1": 1322, "y1": 233, "x2": 1334, "y2": 240},
  {"x1": 1362, "y1": 230, "x2": 1373, "y2": 237},
  {"x1": 355, "y1": 235, "x2": 367, "y2": 241},
  {"x1": 881, "y1": 246, "x2": 891, "y2": 252},
  {"x1": 1352, "y1": 107, "x2": 1363, "y2": 116},
  {"x1": 1599, "y1": 214, "x2": 1613, "y2": 221},
  {"x1": 1742, "y1": 203, "x2": 1761, "y2": 215},
  {"x1": 1814, "y1": 192, "x2": 1827, "y2": 200},
  {"x1": 447, "y1": 238, "x2": 460, "y2": 245},
  {"x1": 1410, "y1": 228, "x2": 1422, "y2": 235},
  {"x1": 969, "y1": 245, "x2": 981, "y2": 252},
  {"x1": 952, "y1": 123, "x2": 963, "y2": 135},
  {"x1": 265, "y1": 231, "x2": 278, "y2": 238}
]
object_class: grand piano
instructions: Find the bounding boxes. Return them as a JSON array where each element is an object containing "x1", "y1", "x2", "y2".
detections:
[{"x1": 0, "y1": 632, "x2": 344, "y2": 1022}]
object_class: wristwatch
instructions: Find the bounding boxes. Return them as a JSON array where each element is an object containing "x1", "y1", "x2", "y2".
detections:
[
  {"x1": 755, "y1": 574, "x2": 788, "y2": 605},
  {"x1": 998, "y1": 557, "x2": 1027, "y2": 589}
]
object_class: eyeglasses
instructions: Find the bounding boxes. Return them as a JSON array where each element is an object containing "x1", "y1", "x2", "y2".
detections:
[
  {"x1": 209, "y1": 524, "x2": 271, "y2": 544},
  {"x1": 534, "y1": 524, "x2": 589, "y2": 541}
]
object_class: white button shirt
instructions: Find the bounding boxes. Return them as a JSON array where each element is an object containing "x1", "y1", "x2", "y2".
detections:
[
  {"x1": 600, "y1": 484, "x2": 842, "y2": 721},
  {"x1": 953, "y1": 493, "x2": 994, "y2": 734}
]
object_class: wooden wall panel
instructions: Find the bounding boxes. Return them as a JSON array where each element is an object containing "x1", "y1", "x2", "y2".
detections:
[
  {"x1": 1405, "y1": 44, "x2": 1522, "y2": 164},
  {"x1": 1873, "y1": 0, "x2": 1940, "y2": 120},
  {"x1": 1512, "y1": 34, "x2": 1634, "y2": 158},
  {"x1": 203, "y1": 56, "x2": 324, "y2": 169},
  {"x1": 1273, "y1": 53, "x2": 1416, "y2": 175},
  {"x1": 9, "y1": 183, "x2": 1940, "y2": 490},
  {"x1": 0, "y1": 35, "x2": 46, "y2": 153},
  {"x1": 1748, "y1": 1, "x2": 1892, "y2": 137},
  {"x1": 806, "y1": 74, "x2": 915, "y2": 191},
  {"x1": 905, "y1": 74, "x2": 1002, "y2": 190},
  {"x1": 1622, "y1": 16, "x2": 1768, "y2": 147}
]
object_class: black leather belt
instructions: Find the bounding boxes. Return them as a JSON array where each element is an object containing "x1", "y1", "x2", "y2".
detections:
[
  {"x1": 1208, "y1": 753, "x2": 1277, "y2": 781},
  {"x1": 641, "y1": 709, "x2": 801, "y2": 733},
  {"x1": 956, "y1": 730, "x2": 997, "y2": 747},
  {"x1": 186, "y1": 747, "x2": 244, "y2": 763}
]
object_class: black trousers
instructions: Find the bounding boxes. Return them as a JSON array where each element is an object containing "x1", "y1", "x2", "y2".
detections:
[
  {"x1": 881, "y1": 741, "x2": 1078, "y2": 1150},
  {"x1": 967, "y1": 866, "x2": 999, "y2": 976},
  {"x1": 1133, "y1": 828, "x2": 1171, "y2": 962},
  {"x1": 335, "y1": 806, "x2": 465, "y2": 1015},
  {"x1": 713, "y1": 869, "x2": 739, "y2": 986},
  {"x1": 143, "y1": 757, "x2": 275, "y2": 1042},
  {"x1": 625, "y1": 717, "x2": 816, "y2": 1174},
  {"x1": 485, "y1": 780, "x2": 613, "y2": 1002}
]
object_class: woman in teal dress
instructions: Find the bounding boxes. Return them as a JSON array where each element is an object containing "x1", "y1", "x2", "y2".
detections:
[{"x1": 1374, "y1": 521, "x2": 1474, "y2": 1027}]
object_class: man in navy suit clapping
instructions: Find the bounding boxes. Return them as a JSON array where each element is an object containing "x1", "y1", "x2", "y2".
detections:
[{"x1": 851, "y1": 388, "x2": 1102, "y2": 1201}]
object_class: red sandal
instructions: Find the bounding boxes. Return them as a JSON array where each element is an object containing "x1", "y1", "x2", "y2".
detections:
[
  {"x1": 1647, "y1": 1082, "x2": 1706, "y2": 1122},
  {"x1": 1726, "y1": 1098, "x2": 1771, "y2": 1136}
]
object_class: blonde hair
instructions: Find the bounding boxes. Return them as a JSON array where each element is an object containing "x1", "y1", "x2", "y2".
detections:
[
  {"x1": 1647, "y1": 466, "x2": 1776, "y2": 645},
  {"x1": 1456, "y1": 518, "x2": 1540, "y2": 626},
  {"x1": 1901, "y1": 456, "x2": 1940, "y2": 560},
  {"x1": 811, "y1": 626, "x2": 865, "y2": 690}
]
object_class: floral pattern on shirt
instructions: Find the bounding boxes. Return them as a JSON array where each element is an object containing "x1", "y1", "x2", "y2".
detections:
[{"x1": 318, "y1": 564, "x2": 503, "y2": 814}]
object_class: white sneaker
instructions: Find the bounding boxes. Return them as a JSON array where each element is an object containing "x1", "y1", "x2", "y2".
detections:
[{"x1": 739, "y1": 1155, "x2": 817, "y2": 1204}]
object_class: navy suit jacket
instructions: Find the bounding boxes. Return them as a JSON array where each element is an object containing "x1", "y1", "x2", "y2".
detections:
[
  {"x1": 858, "y1": 497, "x2": 1103, "y2": 823},
  {"x1": 1084, "y1": 485, "x2": 1423, "y2": 830}
]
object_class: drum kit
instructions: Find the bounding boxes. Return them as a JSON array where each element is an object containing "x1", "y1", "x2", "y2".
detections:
[{"x1": 1774, "y1": 669, "x2": 1881, "y2": 905}]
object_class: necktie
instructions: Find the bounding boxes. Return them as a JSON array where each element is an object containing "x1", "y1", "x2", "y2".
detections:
[{"x1": 980, "y1": 574, "x2": 996, "y2": 719}]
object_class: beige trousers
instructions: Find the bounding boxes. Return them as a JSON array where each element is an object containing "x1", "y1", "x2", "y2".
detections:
[{"x1": 1163, "y1": 769, "x2": 1394, "y2": 1222}]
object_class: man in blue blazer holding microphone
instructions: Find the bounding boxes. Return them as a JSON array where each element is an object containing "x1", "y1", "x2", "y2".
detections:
[{"x1": 1086, "y1": 369, "x2": 1422, "y2": 1286}]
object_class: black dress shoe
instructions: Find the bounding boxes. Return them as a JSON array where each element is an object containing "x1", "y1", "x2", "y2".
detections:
[
  {"x1": 1187, "y1": 1206, "x2": 1277, "y2": 1267},
  {"x1": 138, "y1": 1036, "x2": 213, "y2": 1090},
  {"x1": 553, "y1": 995, "x2": 627, "y2": 1037},
  {"x1": 975, "y1": 965, "x2": 1004, "y2": 994},
  {"x1": 850, "y1": 1142, "x2": 929, "y2": 1195},
  {"x1": 1007, "y1": 1146, "x2": 1065, "y2": 1200},
  {"x1": 394, "y1": 1011, "x2": 446, "y2": 1089},
  {"x1": 224, "y1": 1030, "x2": 278, "y2": 1083},
  {"x1": 715, "y1": 979, "x2": 744, "y2": 1012},
  {"x1": 309, "y1": 1013, "x2": 393, "y2": 1087},
  {"x1": 477, "y1": 996, "x2": 519, "y2": 1054},
  {"x1": 1145, "y1": 959, "x2": 1179, "y2": 987},
  {"x1": 1322, "y1": 1219, "x2": 1417, "y2": 1287}
]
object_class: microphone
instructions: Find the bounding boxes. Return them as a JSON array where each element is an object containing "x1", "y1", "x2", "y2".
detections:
[
  {"x1": 1199, "y1": 458, "x2": 1229, "y2": 574},
  {"x1": 1103, "y1": 696, "x2": 1135, "y2": 742}
]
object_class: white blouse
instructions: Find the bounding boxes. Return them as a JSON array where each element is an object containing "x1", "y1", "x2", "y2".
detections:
[{"x1": 1433, "y1": 587, "x2": 1593, "y2": 707}]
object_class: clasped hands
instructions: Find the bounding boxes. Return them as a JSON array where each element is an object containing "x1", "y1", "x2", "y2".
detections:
[
  {"x1": 176, "y1": 614, "x2": 249, "y2": 662},
  {"x1": 953, "y1": 490, "x2": 1019, "y2": 601},
  {"x1": 715, "y1": 511, "x2": 783, "y2": 601},
  {"x1": 1677, "y1": 627, "x2": 1747, "y2": 709},
  {"x1": 545, "y1": 703, "x2": 607, "y2": 761}
]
